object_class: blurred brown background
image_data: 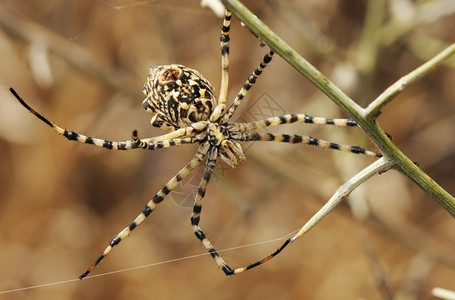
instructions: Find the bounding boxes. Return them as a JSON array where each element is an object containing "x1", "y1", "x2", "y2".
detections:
[{"x1": 0, "y1": 0, "x2": 454, "y2": 299}]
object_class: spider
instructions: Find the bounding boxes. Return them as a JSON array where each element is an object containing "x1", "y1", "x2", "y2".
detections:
[{"x1": 10, "y1": 10, "x2": 381, "y2": 279}]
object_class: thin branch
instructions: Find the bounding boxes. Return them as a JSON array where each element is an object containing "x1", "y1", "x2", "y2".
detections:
[
  {"x1": 365, "y1": 43, "x2": 455, "y2": 120},
  {"x1": 290, "y1": 157, "x2": 393, "y2": 241},
  {"x1": 432, "y1": 287, "x2": 455, "y2": 300}
]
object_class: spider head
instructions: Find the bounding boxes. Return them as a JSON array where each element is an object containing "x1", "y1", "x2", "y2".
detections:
[{"x1": 142, "y1": 65, "x2": 217, "y2": 131}]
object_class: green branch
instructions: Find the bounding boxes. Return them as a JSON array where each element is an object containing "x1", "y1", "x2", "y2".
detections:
[
  {"x1": 365, "y1": 44, "x2": 455, "y2": 120},
  {"x1": 221, "y1": 0, "x2": 363, "y2": 118},
  {"x1": 221, "y1": 0, "x2": 455, "y2": 217}
]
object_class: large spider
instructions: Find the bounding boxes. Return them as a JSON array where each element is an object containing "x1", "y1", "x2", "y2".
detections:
[{"x1": 10, "y1": 10, "x2": 381, "y2": 279}]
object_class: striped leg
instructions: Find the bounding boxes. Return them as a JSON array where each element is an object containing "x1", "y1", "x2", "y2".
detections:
[
  {"x1": 239, "y1": 132, "x2": 382, "y2": 157},
  {"x1": 10, "y1": 88, "x2": 198, "y2": 150},
  {"x1": 220, "y1": 50, "x2": 275, "y2": 124},
  {"x1": 190, "y1": 147, "x2": 235, "y2": 275},
  {"x1": 138, "y1": 121, "x2": 209, "y2": 143},
  {"x1": 79, "y1": 142, "x2": 211, "y2": 279},
  {"x1": 229, "y1": 113, "x2": 358, "y2": 132},
  {"x1": 10, "y1": 87, "x2": 203, "y2": 151},
  {"x1": 132, "y1": 130, "x2": 202, "y2": 150},
  {"x1": 10, "y1": 88, "x2": 141, "y2": 150},
  {"x1": 191, "y1": 146, "x2": 294, "y2": 275},
  {"x1": 211, "y1": 10, "x2": 232, "y2": 122},
  {"x1": 229, "y1": 237, "x2": 292, "y2": 274}
]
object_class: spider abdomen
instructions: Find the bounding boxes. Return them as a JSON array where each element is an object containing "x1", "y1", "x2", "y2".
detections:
[{"x1": 142, "y1": 64, "x2": 217, "y2": 131}]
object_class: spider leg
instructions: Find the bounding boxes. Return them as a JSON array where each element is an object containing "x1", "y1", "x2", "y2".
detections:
[
  {"x1": 138, "y1": 121, "x2": 208, "y2": 143},
  {"x1": 79, "y1": 142, "x2": 211, "y2": 279},
  {"x1": 132, "y1": 130, "x2": 203, "y2": 150},
  {"x1": 239, "y1": 132, "x2": 382, "y2": 157},
  {"x1": 213, "y1": 133, "x2": 380, "y2": 275},
  {"x1": 190, "y1": 146, "x2": 293, "y2": 275},
  {"x1": 10, "y1": 87, "x2": 204, "y2": 151},
  {"x1": 230, "y1": 113, "x2": 358, "y2": 132},
  {"x1": 211, "y1": 10, "x2": 232, "y2": 122},
  {"x1": 10, "y1": 88, "x2": 142, "y2": 150},
  {"x1": 229, "y1": 237, "x2": 292, "y2": 275},
  {"x1": 190, "y1": 147, "x2": 235, "y2": 275},
  {"x1": 221, "y1": 50, "x2": 275, "y2": 124}
]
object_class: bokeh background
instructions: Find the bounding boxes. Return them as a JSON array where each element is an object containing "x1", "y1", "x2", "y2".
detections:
[{"x1": 0, "y1": 0, "x2": 454, "y2": 299}]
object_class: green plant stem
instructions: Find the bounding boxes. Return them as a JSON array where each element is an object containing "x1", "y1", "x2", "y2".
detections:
[
  {"x1": 365, "y1": 43, "x2": 455, "y2": 120},
  {"x1": 221, "y1": 0, "x2": 363, "y2": 118},
  {"x1": 221, "y1": 0, "x2": 455, "y2": 217},
  {"x1": 362, "y1": 121, "x2": 455, "y2": 217}
]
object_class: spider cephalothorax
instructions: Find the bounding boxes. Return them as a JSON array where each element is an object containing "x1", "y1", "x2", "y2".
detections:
[
  {"x1": 10, "y1": 9, "x2": 381, "y2": 280},
  {"x1": 142, "y1": 64, "x2": 216, "y2": 131}
]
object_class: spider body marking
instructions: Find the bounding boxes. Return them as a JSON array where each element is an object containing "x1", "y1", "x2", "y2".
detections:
[
  {"x1": 10, "y1": 9, "x2": 381, "y2": 280},
  {"x1": 142, "y1": 64, "x2": 216, "y2": 131}
]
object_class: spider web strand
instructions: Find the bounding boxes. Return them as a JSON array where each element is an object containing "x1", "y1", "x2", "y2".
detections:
[{"x1": 0, "y1": 230, "x2": 295, "y2": 295}]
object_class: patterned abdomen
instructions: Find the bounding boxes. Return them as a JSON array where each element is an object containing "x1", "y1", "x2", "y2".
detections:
[{"x1": 142, "y1": 65, "x2": 216, "y2": 131}]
